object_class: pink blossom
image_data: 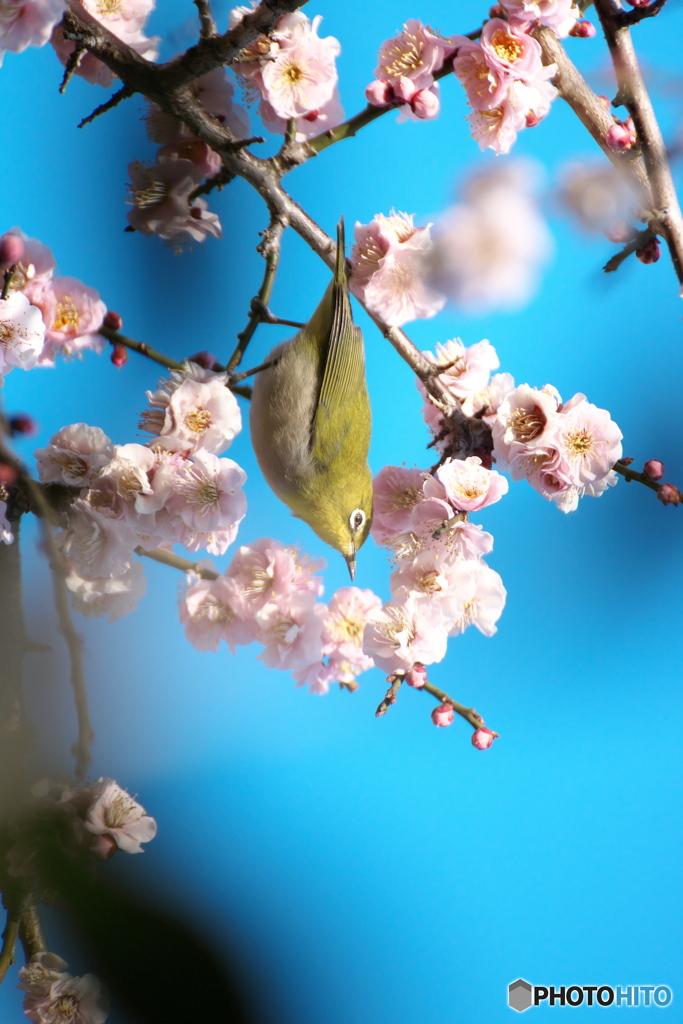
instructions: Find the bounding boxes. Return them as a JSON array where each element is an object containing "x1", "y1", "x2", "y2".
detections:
[
  {"x1": 31, "y1": 276, "x2": 106, "y2": 363},
  {"x1": 452, "y1": 38, "x2": 510, "y2": 111},
  {"x1": 168, "y1": 450, "x2": 247, "y2": 553},
  {"x1": 405, "y1": 662, "x2": 427, "y2": 688},
  {"x1": 569, "y1": 18, "x2": 596, "y2": 37},
  {"x1": 256, "y1": 591, "x2": 326, "y2": 671},
  {"x1": 435, "y1": 456, "x2": 509, "y2": 512},
  {"x1": 323, "y1": 586, "x2": 382, "y2": 664},
  {"x1": 421, "y1": 338, "x2": 500, "y2": 415},
  {"x1": 410, "y1": 86, "x2": 440, "y2": 119},
  {"x1": 363, "y1": 593, "x2": 449, "y2": 674},
  {"x1": 23, "y1": 973, "x2": 108, "y2": 1024},
  {"x1": 0, "y1": 289, "x2": 46, "y2": 375},
  {"x1": 374, "y1": 20, "x2": 455, "y2": 92},
  {"x1": 180, "y1": 571, "x2": 257, "y2": 651},
  {"x1": 65, "y1": 559, "x2": 146, "y2": 623},
  {"x1": 371, "y1": 465, "x2": 428, "y2": 546},
  {"x1": 0, "y1": 227, "x2": 55, "y2": 290},
  {"x1": 0, "y1": 0, "x2": 65, "y2": 64},
  {"x1": 472, "y1": 726, "x2": 498, "y2": 749},
  {"x1": 479, "y1": 19, "x2": 547, "y2": 78},
  {"x1": 365, "y1": 79, "x2": 393, "y2": 107},
  {"x1": 83, "y1": 777, "x2": 156, "y2": 856},
  {"x1": 257, "y1": 86, "x2": 344, "y2": 140},
  {"x1": 499, "y1": 0, "x2": 580, "y2": 36},
  {"x1": 439, "y1": 560, "x2": 507, "y2": 637},
  {"x1": 350, "y1": 212, "x2": 445, "y2": 327},
  {"x1": 81, "y1": 0, "x2": 155, "y2": 39},
  {"x1": 557, "y1": 393, "x2": 623, "y2": 488},
  {"x1": 431, "y1": 703, "x2": 454, "y2": 727},
  {"x1": 257, "y1": 14, "x2": 339, "y2": 120},
  {"x1": 430, "y1": 164, "x2": 552, "y2": 312},
  {"x1": 481, "y1": 372, "x2": 517, "y2": 425},
  {"x1": 492, "y1": 383, "x2": 562, "y2": 471},
  {"x1": 18, "y1": 952, "x2": 68, "y2": 997},
  {"x1": 61, "y1": 495, "x2": 138, "y2": 578},
  {"x1": 97, "y1": 443, "x2": 156, "y2": 512},
  {"x1": 606, "y1": 120, "x2": 636, "y2": 151},
  {"x1": 127, "y1": 157, "x2": 222, "y2": 244},
  {"x1": 227, "y1": 537, "x2": 324, "y2": 609},
  {"x1": 145, "y1": 375, "x2": 242, "y2": 455},
  {"x1": 0, "y1": 232, "x2": 24, "y2": 267}
]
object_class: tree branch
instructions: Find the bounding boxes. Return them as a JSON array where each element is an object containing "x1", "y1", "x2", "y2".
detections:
[
  {"x1": 135, "y1": 546, "x2": 218, "y2": 580},
  {"x1": 194, "y1": 0, "x2": 217, "y2": 39},
  {"x1": 592, "y1": 0, "x2": 683, "y2": 290},
  {"x1": 0, "y1": 907, "x2": 19, "y2": 985},
  {"x1": 78, "y1": 84, "x2": 134, "y2": 129},
  {"x1": 228, "y1": 214, "x2": 287, "y2": 371},
  {"x1": 422, "y1": 680, "x2": 486, "y2": 731}
]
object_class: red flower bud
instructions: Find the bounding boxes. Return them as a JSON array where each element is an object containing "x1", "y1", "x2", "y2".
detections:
[
  {"x1": 569, "y1": 19, "x2": 596, "y2": 37},
  {"x1": 111, "y1": 344, "x2": 128, "y2": 368},
  {"x1": 405, "y1": 663, "x2": 427, "y2": 688},
  {"x1": 472, "y1": 726, "x2": 498, "y2": 750},
  {"x1": 606, "y1": 121, "x2": 636, "y2": 151},
  {"x1": 0, "y1": 463, "x2": 18, "y2": 487},
  {"x1": 303, "y1": 109, "x2": 319, "y2": 122},
  {"x1": 9, "y1": 414, "x2": 37, "y2": 436},
  {"x1": 103, "y1": 310, "x2": 123, "y2": 331},
  {"x1": 636, "y1": 238, "x2": 661, "y2": 264},
  {"x1": 657, "y1": 483, "x2": 681, "y2": 506},
  {"x1": 188, "y1": 351, "x2": 219, "y2": 370},
  {"x1": 643, "y1": 459, "x2": 664, "y2": 480},
  {"x1": 0, "y1": 233, "x2": 25, "y2": 268},
  {"x1": 431, "y1": 703, "x2": 454, "y2": 728}
]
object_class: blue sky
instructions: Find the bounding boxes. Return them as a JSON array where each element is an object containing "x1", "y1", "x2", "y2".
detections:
[{"x1": 1, "y1": 1, "x2": 683, "y2": 1020}]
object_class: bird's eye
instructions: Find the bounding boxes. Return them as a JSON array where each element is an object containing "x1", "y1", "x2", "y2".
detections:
[{"x1": 350, "y1": 509, "x2": 366, "y2": 532}]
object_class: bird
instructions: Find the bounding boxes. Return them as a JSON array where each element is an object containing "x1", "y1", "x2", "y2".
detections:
[{"x1": 249, "y1": 218, "x2": 373, "y2": 580}]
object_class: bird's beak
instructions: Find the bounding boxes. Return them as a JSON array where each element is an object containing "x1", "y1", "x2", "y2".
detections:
[{"x1": 345, "y1": 551, "x2": 356, "y2": 581}]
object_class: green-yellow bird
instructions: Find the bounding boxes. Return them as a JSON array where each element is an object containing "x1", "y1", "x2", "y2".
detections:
[{"x1": 249, "y1": 219, "x2": 373, "y2": 579}]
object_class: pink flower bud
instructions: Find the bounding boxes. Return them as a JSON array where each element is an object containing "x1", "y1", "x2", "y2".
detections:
[
  {"x1": 569, "y1": 19, "x2": 597, "y2": 37},
  {"x1": 431, "y1": 703, "x2": 454, "y2": 728},
  {"x1": 9, "y1": 414, "x2": 37, "y2": 437},
  {"x1": 643, "y1": 459, "x2": 664, "y2": 480},
  {"x1": 606, "y1": 122, "x2": 635, "y2": 151},
  {"x1": 636, "y1": 238, "x2": 661, "y2": 264},
  {"x1": 626, "y1": 0, "x2": 650, "y2": 6},
  {"x1": 0, "y1": 233, "x2": 25, "y2": 268},
  {"x1": 188, "y1": 350, "x2": 219, "y2": 370},
  {"x1": 471, "y1": 726, "x2": 498, "y2": 750},
  {"x1": 410, "y1": 88, "x2": 440, "y2": 120},
  {"x1": 405, "y1": 662, "x2": 427, "y2": 688},
  {"x1": 604, "y1": 219, "x2": 636, "y2": 244},
  {"x1": 103, "y1": 310, "x2": 123, "y2": 331},
  {"x1": 525, "y1": 111, "x2": 541, "y2": 128},
  {"x1": 0, "y1": 463, "x2": 18, "y2": 487},
  {"x1": 596, "y1": 95, "x2": 612, "y2": 112},
  {"x1": 111, "y1": 344, "x2": 128, "y2": 368},
  {"x1": 657, "y1": 482, "x2": 681, "y2": 506},
  {"x1": 365, "y1": 80, "x2": 393, "y2": 107},
  {"x1": 393, "y1": 76, "x2": 417, "y2": 104}
]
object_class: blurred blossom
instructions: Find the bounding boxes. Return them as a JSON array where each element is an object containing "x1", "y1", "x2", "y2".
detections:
[
  {"x1": 558, "y1": 161, "x2": 628, "y2": 232},
  {"x1": 498, "y1": 0, "x2": 580, "y2": 36},
  {"x1": 429, "y1": 162, "x2": 552, "y2": 314},
  {"x1": 0, "y1": 0, "x2": 65, "y2": 65}
]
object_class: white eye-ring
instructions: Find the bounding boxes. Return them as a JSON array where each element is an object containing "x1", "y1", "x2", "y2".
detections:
[{"x1": 350, "y1": 509, "x2": 366, "y2": 532}]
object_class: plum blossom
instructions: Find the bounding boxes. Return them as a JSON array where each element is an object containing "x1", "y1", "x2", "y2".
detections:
[
  {"x1": 440, "y1": 560, "x2": 507, "y2": 637},
  {"x1": 180, "y1": 571, "x2": 256, "y2": 652},
  {"x1": 420, "y1": 337, "x2": 500, "y2": 419},
  {"x1": 350, "y1": 211, "x2": 445, "y2": 327},
  {"x1": 35, "y1": 423, "x2": 113, "y2": 487},
  {"x1": 0, "y1": 227, "x2": 55, "y2": 290},
  {"x1": 499, "y1": 0, "x2": 580, "y2": 36},
  {"x1": 168, "y1": 450, "x2": 246, "y2": 548},
  {"x1": 374, "y1": 20, "x2": 455, "y2": 93},
  {"x1": 0, "y1": 289, "x2": 46, "y2": 375},
  {"x1": 227, "y1": 537, "x2": 324, "y2": 609},
  {"x1": 18, "y1": 953, "x2": 68, "y2": 998},
  {"x1": 19, "y1": 953, "x2": 108, "y2": 1024},
  {"x1": 431, "y1": 703, "x2": 454, "y2": 727},
  {"x1": 65, "y1": 559, "x2": 146, "y2": 623},
  {"x1": 435, "y1": 456, "x2": 509, "y2": 512},
  {"x1": 429, "y1": 163, "x2": 553, "y2": 313},
  {"x1": 556, "y1": 393, "x2": 623, "y2": 488},
  {"x1": 472, "y1": 726, "x2": 498, "y2": 749},
  {"x1": 492, "y1": 383, "x2": 562, "y2": 472},
  {"x1": 127, "y1": 158, "x2": 222, "y2": 244},
  {"x1": 321, "y1": 586, "x2": 382, "y2": 686},
  {"x1": 60, "y1": 495, "x2": 139, "y2": 578},
  {"x1": 84, "y1": 777, "x2": 157, "y2": 856},
  {"x1": 29, "y1": 276, "x2": 107, "y2": 363},
  {"x1": 142, "y1": 374, "x2": 242, "y2": 454},
  {"x1": 256, "y1": 591, "x2": 326, "y2": 672},
  {"x1": 371, "y1": 465, "x2": 428, "y2": 546},
  {"x1": 0, "y1": 0, "x2": 65, "y2": 65},
  {"x1": 363, "y1": 593, "x2": 449, "y2": 674}
]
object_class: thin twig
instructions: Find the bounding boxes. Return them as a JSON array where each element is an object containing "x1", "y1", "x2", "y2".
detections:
[
  {"x1": 228, "y1": 215, "x2": 286, "y2": 371},
  {"x1": 59, "y1": 44, "x2": 86, "y2": 94},
  {"x1": 422, "y1": 681, "x2": 486, "y2": 731},
  {"x1": 194, "y1": 0, "x2": 217, "y2": 38},
  {"x1": 0, "y1": 266, "x2": 14, "y2": 301},
  {"x1": 603, "y1": 227, "x2": 653, "y2": 272},
  {"x1": 619, "y1": 0, "x2": 666, "y2": 27},
  {"x1": 0, "y1": 908, "x2": 20, "y2": 985},
  {"x1": 613, "y1": 458, "x2": 669, "y2": 495},
  {"x1": 78, "y1": 84, "x2": 134, "y2": 128},
  {"x1": 230, "y1": 357, "x2": 278, "y2": 384},
  {"x1": 375, "y1": 674, "x2": 404, "y2": 717},
  {"x1": 135, "y1": 546, "x2": 218, "y2": 580},
  {"x1": 593, "y1": 0, "x2": 683, "y2": 290}
]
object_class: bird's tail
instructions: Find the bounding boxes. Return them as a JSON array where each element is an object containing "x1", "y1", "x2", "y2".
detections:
[{"x1": 335, "y1": 217, "x2": 347, "y2": 288}]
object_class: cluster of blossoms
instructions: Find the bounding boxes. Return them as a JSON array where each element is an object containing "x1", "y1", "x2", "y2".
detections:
[
  {"x1": 364, "y1": 20, "x2": 456, "y2": 122},
  {"x1": 0, "y1": 228, "x2": 106, "y2": 375},
  {"x1": 350, "y1": 163, "x2": 551, "y2": 324},
  {"x1": 451, "y1": 12, "x2": 564, "y2": 155},
  {"x1": 51, "y1": 0, "x2": 159, "y2": 88},
  {"x1": 181, "y1": 538, "x2": 380, "y2": 694},
  {"x1": 230, "y1": 7, "x2": 343, "y2": 141},
  {"x1": 19, "y1": 952, "x2": 107, "y2": 1024},
  {"x1": 417, "y1": 336, "x2": 623, "y2": 513},
  {"x1": 131, "y1": 69, "x2": 251, "y2": 245},
  {"x1": 35, "y1": 363, "x2": 246, "y2": 619}
]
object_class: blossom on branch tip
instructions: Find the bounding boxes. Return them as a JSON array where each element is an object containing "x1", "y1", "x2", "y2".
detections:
[
  {"x1": 405, "y1": 662, "x2": 427, "y2": 688},
  {"x1": 606, "y1": 119, "x2": 637, "y2": 151},
  {"x1": 472, "y1": 726, "x2": 498, "y2": 749},
  {"x1": 643, "y1": 459, "x2": 664, "y2": 480}
]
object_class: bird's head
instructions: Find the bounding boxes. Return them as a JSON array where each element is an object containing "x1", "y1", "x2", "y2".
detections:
[{"x1": 301, "y1": 469, "x2": 373, "y2": 580}]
